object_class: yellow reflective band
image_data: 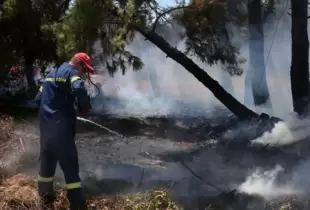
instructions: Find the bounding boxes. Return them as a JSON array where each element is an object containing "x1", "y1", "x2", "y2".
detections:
[
  {"x1": 45, "y1": 77, "x2": 66, "y2": 82},
  {"x1": 39, "y1": 86, "x2": 43, "y2": 92},
  {"x1": 37, "y1": 175, "x2": 53, "y2": 182},
  {"x1": 66, "y1": 182, "x2": 82, "y2": 190},
  {"x1": 70, "y1": 76, "x2": 81, "y2": 84}
]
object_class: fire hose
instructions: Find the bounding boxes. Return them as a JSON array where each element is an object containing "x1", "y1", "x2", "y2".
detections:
[{"x1": 76, "y1": 116, "x2": 124, "y2": 139}]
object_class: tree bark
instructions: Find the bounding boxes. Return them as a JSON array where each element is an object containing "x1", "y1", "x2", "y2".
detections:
[
  {"x1": 24, "y1": 54, "x2": 35, "y2": 87},
  {"x1": 145, "y1": 47, "x2": 161, "y2": 98},
  {"x1": 136, "y1": 27, "x2": 259, "y2": 120},
  {"x1": 148, "y1": 67, "x2": 161, "y2": 98},
  {"x1": 290, "y1": 0, "x2": 309, "y2": 115},
  {"x1": 247, "y1": 0, "x2": 271, "y2": 106}
]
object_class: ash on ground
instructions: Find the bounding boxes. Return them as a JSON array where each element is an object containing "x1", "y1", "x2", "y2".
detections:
[{"x1": 6, "y1": 107, "x2": 310, "y2": 210}]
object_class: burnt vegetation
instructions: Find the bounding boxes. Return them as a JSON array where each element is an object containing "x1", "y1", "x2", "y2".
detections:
[{"x1": 0, "y1": 0, "x2": 310, "y2": 209}]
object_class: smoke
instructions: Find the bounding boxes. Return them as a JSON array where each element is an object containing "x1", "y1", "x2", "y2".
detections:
[
  {"x1": 251, "y1": 117, "x2": 310, "y2": 146},
  {"x1": 92, "y1": 33, "x2": 231, "y2": 117},
  {"x1": 20, "y1": 1, "x2": 310, "y2": 205},
  {"x1": 235, "y1": 113, "x2": 310, "y2": 201},
  {"x1": 238, "y1": 154, "x2": 310, "y2": 201},
  {"x1": 91, "y1": 33, "x2": 246, "y2": 117},
  {"x1": 3, "y1": 4, "x2": 310, "y2": 209},
  {"x1": 235, "y1": 111, "x2": 310, "y2": 200},
  {"x1": 291, "y1": 159, "x2": 310, "y2": 194},
  {"x1": 238, "y1": 165, "x2": 301, "y2": 199},
  {"x1": 89, "y1": 4, "x2": 296, "y2": 119},
  {"x1": 87, "y1": 8, "x2": 310, "y2": 200}
]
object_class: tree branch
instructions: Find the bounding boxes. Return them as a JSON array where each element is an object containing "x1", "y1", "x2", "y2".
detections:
[
  {"x1": 180, "y1": 160, "x2": 224, "y2": 193},
  {"x1": 135, "y1": 25, "x2": 259, "y2": 120},
  {"x1": 61, "y1": 0, "x2": 71, "y2": 14},
  {"x1": 152, "y1": 6, "x2": 189, "y2": 31},
  {"x1": 287, "y1": 12, "x2": 310, "y2": 18}
]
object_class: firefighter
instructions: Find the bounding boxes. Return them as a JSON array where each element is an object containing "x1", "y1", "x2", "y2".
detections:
[{"x1": 34, "y1": 52, "x2": 94, "y2": 209}]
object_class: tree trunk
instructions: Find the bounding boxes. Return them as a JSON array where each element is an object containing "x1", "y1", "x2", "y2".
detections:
[
  {"x1": 148, "y1": 67, "x2": 161, "y2": 98},
  {"x1": 145, "y1": 48, "x2": 161, "y2": 98},
  {"x1": 24, "y1": 54, "x2": 35, "y2": 87},
  {"x1": 247, "y1": 0, "x2": 271, "y2": 106},
  {"x1": 137, "y1": 27, "x2": 259, "y2": 120},
  {"x1": 290, "y1": 0, "x2": 309, "y2": 115}
]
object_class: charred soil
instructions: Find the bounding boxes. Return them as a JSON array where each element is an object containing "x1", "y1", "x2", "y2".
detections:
[{"x1": 1, "y1": 109, "x2": 310, "y2": 209}]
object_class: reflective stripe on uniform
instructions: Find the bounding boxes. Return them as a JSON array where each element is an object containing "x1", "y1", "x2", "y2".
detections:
[
  {"x1": 42, "y1": 76, "x2": 81, "y2": 87},
  {"x1": 37, "y1": 175, "x2": 54, "y2": 182},
  {"x1": 66, "y1": 182, "x2": 82, "y2": 190},
  {"x1": 70, "y1": 76, "x2": 81, "y2": 84},
  {"x1": 45, "y1": 77, "x2": 66, "y2": 82},
  {"x1": 39, "y1": 86, "x2": 43, "y2": 92}
]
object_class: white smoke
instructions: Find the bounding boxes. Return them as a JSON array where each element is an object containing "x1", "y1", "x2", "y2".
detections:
[
  {"x1": 90, "y1": 6, "x2": 295, "y2": 119},
  {"x1": 92, "y1": 34, "x2": 230, "y2": 117},
  {"x1": 237, "y1": 114, "x2": 310, "y2": 200},
  {"x1": 291, "y1": 160, "x2": 310, "y2": 194},
  {"x1": 86, "y1": 8, "x2": 310, "y2": 201},
  {"x1": 251, "y1": 117, "x2": 310, "y2": 146},
  {"x1": 238, "y1": 165, "x2": 301, "y2": 199},
  {"x1": 16, "y1": 1, "x2": 310, "y2": 205}
]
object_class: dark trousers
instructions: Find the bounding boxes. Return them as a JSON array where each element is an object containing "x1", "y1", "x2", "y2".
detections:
[{"x1": 38, "y1": 116, "x2": 86, "y2": 209}]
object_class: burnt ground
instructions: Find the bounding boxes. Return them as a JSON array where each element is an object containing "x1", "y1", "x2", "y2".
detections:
[{"x1": 3, "y1": 106, "x2": 310, "y2": 209}]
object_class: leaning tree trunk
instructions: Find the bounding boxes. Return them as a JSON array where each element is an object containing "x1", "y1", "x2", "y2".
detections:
[
  {"x1": 137, "y1": 27, "x2": 259, "y2": 120},
  {"x1": 247, "y1": 0, "x2": 271, "y2": 107},
  {"x1": 290, "y1": 0, "x2": 309, "y2": 115}
]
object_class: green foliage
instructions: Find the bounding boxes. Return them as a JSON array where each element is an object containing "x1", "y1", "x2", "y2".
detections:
[
  {"x1": 0, "y1": 0, "x2": 272, "y2": 77},
  {"x1": 108, "y1": 0, "x2": 248, "y2": 76},
  {"x1": 169, "y1": 0, "x2": 275, "y2": 76},
  {"x1": 54, "y1": 0, "x2": 144, "y2": 75},
  {"x1": 0, "y1": 0, "x2": 16, "y2": 19},
  {"x1": 0, "y1": 0, "x2": 23, "y2": 79},
  {"x1": 170, "y1": 0, "x2": 242, "y2": 75},
  {"x1": 0, "y1": 0, "x2": 70, "y2": 79}
]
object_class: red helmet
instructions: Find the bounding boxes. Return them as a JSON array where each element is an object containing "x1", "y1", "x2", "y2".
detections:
[{"x1": 73, "y1": 52, "x2": 95, "y2": 73}]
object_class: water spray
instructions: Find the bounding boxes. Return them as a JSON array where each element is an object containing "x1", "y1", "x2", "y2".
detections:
[{"x1": 76, "y1": 116, "x2": 124, "y2": 138}]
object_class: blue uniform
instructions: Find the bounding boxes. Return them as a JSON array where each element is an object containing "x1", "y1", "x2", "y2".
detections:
[{"x1": 35, "y1": 62, "x2": 90, "y2": 209}]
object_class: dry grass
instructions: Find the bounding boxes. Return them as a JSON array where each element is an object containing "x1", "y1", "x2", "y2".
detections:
[
  {"x1": 0, "y1": 115, "x2": 23, "y2": 169},
  {"x1": 0, "y1": 173, "x2": 181, "y2": 210},
  {"x1": 266, "y1": 195, "x2": 310, "y2": 210},
  {"x1": 0, "y1": 173, "x2": 308, "y2": 210},
  {"x1": 0, "y1": 114, "x2": 181, "y2": 209}
]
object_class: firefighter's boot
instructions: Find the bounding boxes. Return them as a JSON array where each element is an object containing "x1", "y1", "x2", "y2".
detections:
[
  {"x1": 67, "y1": 189, "x2": 87, "y2": 210},
  {"x1": 38, "y1": 182, "x2": 55, "y2": 210}
]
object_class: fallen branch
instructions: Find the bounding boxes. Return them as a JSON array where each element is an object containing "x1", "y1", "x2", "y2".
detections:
[
  {"x1": 180, "y1": 160, "x2": 223, "y2": 193},
  {"x1": 287, "y1": 12, "x2": 310, "y2": 18},
  {"x1": 167, "y1": 176, "x2": 187, "y2": 192}
]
